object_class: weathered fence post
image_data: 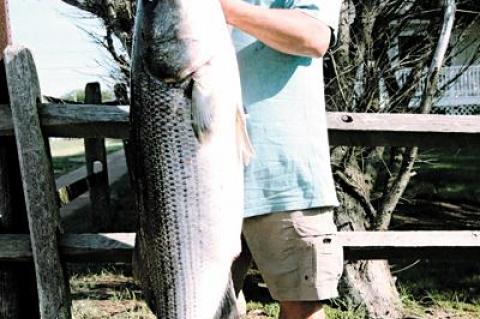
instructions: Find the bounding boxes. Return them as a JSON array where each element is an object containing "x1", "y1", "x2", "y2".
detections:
[
  {"x1": 84, "y1": 82, "x2": 111, "y2": 231},
  {"x1": 0, "y1": 0, "x2": 10, "y2": 47},
  {"x1": 0, "y1": 1, "x2": 40, "y2": 317},
  {"x1": 5, "y1": 46, "x2": 71, "y2": 319}
]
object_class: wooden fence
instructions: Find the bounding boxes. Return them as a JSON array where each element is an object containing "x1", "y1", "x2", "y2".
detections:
[{"x1": 2, "y1": 45, "x2": 480, "y2": 317}]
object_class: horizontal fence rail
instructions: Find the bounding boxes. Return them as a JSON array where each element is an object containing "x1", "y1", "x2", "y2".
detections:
[
  {"x1": 0, "y1": 103, "x2": 479, "y2": 147},
  {"x1": 1, "y1": 231, "x2": 479, "y2": 262},
  {"x1": 57, "y1": 172, "x2": 103, "y2": 206}
]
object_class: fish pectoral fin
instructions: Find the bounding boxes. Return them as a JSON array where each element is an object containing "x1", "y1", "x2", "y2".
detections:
[
  {"x1": 191, "y1": 76, "x2": 216, "y2": 143},
  {"x1": 192, "y1": 65, "x2": 221, "y2": 143},
  {"x1": 236, "y1": 106, "x2": 254, "y2": 166}
]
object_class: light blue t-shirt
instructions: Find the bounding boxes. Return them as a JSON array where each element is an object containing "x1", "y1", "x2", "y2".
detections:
[{"x1": 232, "y1": 0, "x2": 342, "y2": 218}]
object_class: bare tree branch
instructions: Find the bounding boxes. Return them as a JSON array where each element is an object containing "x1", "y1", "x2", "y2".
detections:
[
  {"x1": 61, "y1": 0, "x2": 104, "y2": 16},
  {"x1": 62, "y1": 0, "x2": 134, "y2": 53},
  {"x1": 374, "y1": 0, "x2": 457, "y2": 230},
  {"x1": 335, "y1": 170, "x2": 377, "y2": 222}
]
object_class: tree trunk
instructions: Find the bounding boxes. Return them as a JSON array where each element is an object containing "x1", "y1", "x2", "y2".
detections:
[
  {"x1": 334, "y1": 164, "x2": 403, "y2": 318},
  {"x1": 340, "y1": 261, "x2": 402, "y2": 319}
]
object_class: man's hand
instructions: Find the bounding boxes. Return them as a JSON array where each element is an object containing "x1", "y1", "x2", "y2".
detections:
[{"x1": 219, "y1": 0, "x2": 331, "y2": 58}]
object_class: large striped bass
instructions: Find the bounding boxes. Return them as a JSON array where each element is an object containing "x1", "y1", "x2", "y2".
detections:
[{"x1": 129, "y1": 0, "x2": 252, "y2": 318}]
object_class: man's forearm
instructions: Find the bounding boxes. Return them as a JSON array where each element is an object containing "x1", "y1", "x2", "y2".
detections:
[{"x1": 221, "y1": 0, "x2": 331, "y2": 58}]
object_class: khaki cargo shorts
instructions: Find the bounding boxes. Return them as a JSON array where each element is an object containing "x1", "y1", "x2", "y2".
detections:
[{"x1": 242, "y1": 207, "x2": 343, "y2": 301}]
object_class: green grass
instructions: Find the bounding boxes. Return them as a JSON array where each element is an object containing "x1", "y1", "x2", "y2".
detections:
[
  {"x1": 324, "y1": 299, "x2": 367, "y2": 319},
  {"x1": 247, "y1": 300, "x2": 365, "y2": 318},
  {"x1": 399, "y1": 286, "x2": 480, "y2": 319},
  {"x1": 243, "y1": 282, "x2": 480, "y2": 319},
  {"x1": 69, "y1": 266, "x2": 155, "y2": 319},
  {"x1": 247, "y1": 301, "x2": 280, "y2": 318},
  {"x1": 246, "y1": 299, "x2": 367, "y2": 318},
  {"x1": 394, "y1": 259, "x2": 480, "y2": 318}
]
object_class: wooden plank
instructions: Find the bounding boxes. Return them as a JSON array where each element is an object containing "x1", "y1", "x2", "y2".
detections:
[
  {"x1": 339, "y1": 231, "x2": 480, "y2": 247},
  {"x1": 0, "y1": 103, "x2": 128, "y2": 138},
  {"x1": 0, "y1": 0, "x2": 11, "y2": 51},
  {"x1": 327, "y1": 112, "x2": 480, "y2": 147},
  {"x1": 57, "y1": 176, "x2": 89, "y2": 206},
  {"x1": 55, "y1": 149, "x2": 128, "y2": 207},
  {"x1": 1, "y1": 3, "x2": 40, "y2": 317},
  {"x1": 83, "y1": 83, "x2": 111, "y2": 231},
  {"x1": 4, "y1": 46, "x2": 71, "y2": 319},
  {"x1": 328, "y1": 112, "x2": 480, "y2": 134},
  {"x1": 0, "y1": 234, "x2": 33, "y2": 262},
  {"x1": 39, "y1": 103, "x2": 129, "y2": 138},
  {"x1": 1, "y1": 104, "x2": 479, "y2": 147},
  {"x1": 0, "y1": 233, "x2": 134, "y2": 263},
  {"x1": 61, "y1": 233, "x2": 134, "y2": 263},
  {"x1": 59, "y1": 149, "x2": 128, "y2": 233},
  {"x1": 0, "y1": 231, "x2": 480, "y2": 262},
  {"x1": 338, "y1": 231, "x2": 480, "y2": 260}
]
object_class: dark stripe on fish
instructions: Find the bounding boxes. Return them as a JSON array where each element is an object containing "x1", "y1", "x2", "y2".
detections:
[{"x1": 131, "y1": 71, "x2": 200, "y2": 317}]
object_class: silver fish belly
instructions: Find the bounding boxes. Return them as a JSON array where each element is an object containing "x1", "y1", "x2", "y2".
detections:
[{"x1": 130, "y1": 0, "x2": 251, "y2": 318}]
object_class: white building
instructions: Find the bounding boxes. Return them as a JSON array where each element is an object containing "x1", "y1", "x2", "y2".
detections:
[{"x1": 395, "y1": 9, "x2": 480, "y2": 115}]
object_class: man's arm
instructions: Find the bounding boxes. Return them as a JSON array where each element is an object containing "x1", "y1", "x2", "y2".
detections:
[{"x1": 220, "y1": 0, "x2": 332, "y2": 58}]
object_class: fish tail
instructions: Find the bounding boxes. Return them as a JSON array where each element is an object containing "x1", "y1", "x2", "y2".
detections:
[{"x1": 213, "y1": 277, "x2": 239, "y2": 319}]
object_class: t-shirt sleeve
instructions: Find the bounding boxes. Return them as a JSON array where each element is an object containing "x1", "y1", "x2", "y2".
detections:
[{"x1": 291, "y1": 0, "x2": 342, "y2": 46}]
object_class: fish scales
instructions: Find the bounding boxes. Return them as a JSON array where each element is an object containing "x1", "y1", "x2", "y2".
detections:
[
  {"x1": 130, "y1": 0, "x2": 251, "y2": 318},
  {"x1": 132, "y1": 76, "x2": 199, "y2": 318}
]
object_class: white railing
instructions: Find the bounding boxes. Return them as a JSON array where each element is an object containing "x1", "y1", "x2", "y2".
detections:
[
  {"x1": 397, "y1": 65, "x2": 480, "y2": 107},
  {"x1": 438, "y1": 65, "x2": 480, "y2": 97}
]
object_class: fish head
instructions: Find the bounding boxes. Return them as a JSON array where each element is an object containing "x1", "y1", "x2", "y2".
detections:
[{"x1": 134, "y1": 0, "x2": 212, "y2": 83}]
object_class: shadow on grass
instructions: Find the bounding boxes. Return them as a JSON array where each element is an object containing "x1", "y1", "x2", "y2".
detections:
[{"x1": 406, "y1": 147, "x2": 480, "y2": 205}]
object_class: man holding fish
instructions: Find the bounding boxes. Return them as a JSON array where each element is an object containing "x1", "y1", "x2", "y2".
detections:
[{"x1": 220, "y1": 0, "x2": 344, "y2": 318}]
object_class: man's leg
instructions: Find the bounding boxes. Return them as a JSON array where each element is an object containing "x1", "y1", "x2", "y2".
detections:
[
  {"x1": 280, "y1": 301, "x2": 324, "y2": 319},
  {"x1": 231, "y1": 235, "x2": 326, "y2": 318},
  {"x1": 242, "y1": 207, "x2": 343, "y2": 319}
]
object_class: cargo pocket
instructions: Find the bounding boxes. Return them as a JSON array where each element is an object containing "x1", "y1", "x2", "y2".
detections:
[
  {"x1": 292, "y1": 213, "x2": 344, "y2": 288},
  {"x1": 311, "y1": 233, "x2": 344, "y2": 286}
]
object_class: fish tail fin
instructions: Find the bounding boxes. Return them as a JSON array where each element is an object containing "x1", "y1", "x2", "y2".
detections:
[
  {"x1": 236, "y1": 106, "x2": 254, "y2": 166},
  {"x1": 214, "y1": 277, "x2": 240, "y2": 319}
]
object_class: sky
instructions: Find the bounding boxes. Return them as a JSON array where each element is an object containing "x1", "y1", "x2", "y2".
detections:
[{"x1": 8, "y1": 0, "x2": 117, "y2": 97}]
